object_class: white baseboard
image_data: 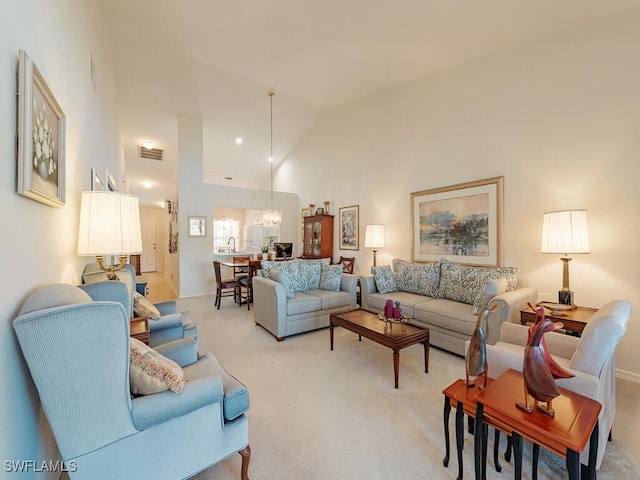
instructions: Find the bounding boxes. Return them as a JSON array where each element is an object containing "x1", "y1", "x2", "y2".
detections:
[{"x1": 616, "y1": 368, "x2": 640, "y2": 383}]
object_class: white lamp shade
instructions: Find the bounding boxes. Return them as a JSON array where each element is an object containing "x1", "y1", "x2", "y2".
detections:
[
  {"x1": 365, "y1": 224, "x2": 385, "y2": 248},
  {"x1": 541, "y1": 210, "x2": 590, "y2": 254},
  {"x1": 77, "y1": 191, "x2": 143, "y2": 256}
]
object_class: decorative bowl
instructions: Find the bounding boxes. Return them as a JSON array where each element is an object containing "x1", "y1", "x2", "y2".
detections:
[
  {"x1": 377, "y1": 312, "x2": 411, "y2": 323},
  {"x1": 543, "y1": 303, "x2": 571, "y2": 315}
]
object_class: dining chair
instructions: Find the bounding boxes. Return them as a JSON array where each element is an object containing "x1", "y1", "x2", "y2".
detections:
[
  {"x1": 213, "y1": 260, "x2": 240, "y2": 309},
  {"x1": 336, "y1": 256, "x2": 355, "y2": 274},
  {"x1": 238, "y1": 260, "x2": 261, "y2": 311},
  {"x1": 233, "y1": 256, "x2": 251, "y2": 280}
]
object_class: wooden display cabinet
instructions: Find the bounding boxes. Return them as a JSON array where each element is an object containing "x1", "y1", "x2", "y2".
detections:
[{"x1": 302, "y1": 214, "x2": 334, "y2": 259}]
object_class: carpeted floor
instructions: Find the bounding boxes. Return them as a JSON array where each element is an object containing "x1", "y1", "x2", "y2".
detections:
[{"x1": 179, "y1": 295, "x2": 640, "y2": 480}]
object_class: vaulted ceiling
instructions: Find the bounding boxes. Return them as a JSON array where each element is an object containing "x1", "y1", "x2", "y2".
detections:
[{"x1": 104, "y1": 0, "x2": 638, "y2": 207}]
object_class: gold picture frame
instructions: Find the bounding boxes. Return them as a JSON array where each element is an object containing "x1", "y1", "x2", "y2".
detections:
[
  {"x1": 410, "y1": 176, "x2": 504, "y2": 266},
  {"x1": 17, "y1": 50, "x2": 66, "y2": 207}
]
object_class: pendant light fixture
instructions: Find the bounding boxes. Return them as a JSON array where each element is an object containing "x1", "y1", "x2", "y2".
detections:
[{"x1": 263, "y1": 91, "x2": 282, "y2": 225}]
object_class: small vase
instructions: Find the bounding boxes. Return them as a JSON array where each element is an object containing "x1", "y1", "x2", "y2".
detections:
[{"x1": 37, "y1": 160, "x2": 49, "y2": 179}]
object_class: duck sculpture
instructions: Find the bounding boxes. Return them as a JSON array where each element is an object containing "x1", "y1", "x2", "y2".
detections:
[
  {"x1": 465, "y1": 304, "x2": 498, "y2": 389},
  {"x1": 516, "y1": 304, "x2": 575, "y2": 416}
]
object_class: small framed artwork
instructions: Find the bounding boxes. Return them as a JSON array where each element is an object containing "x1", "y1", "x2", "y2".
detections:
[
  {"x1": 188, "y1": 216, "x2": 207, "y2": 237},
  {"x1": 91, "y1": 167, "x2": 103, "y2": 191},
  {"x1": 302, "y1": 207, "x2": 311, "y2": 217},
  {"x1": 339, "y1": 205, "x2": 359, "y2": 250},
  {"x1": 105, "y1": 168, "x2": 117, "y2": 191},
  {"x1": 410, "y1": 176, "x2": 504, "y2": 266},
  {"x1": 17, "y1": 50, "x2": 66, "y2": 207}
]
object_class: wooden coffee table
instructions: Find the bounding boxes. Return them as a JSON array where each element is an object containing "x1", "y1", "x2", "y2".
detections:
[{"x1": 329, "y1": 308, "x2": 430, "y2": 389}]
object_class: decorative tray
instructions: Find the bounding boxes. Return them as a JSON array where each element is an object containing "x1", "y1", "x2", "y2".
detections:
[{"x1": 377, "y1": 312, "x2": 411, "y2": 323}]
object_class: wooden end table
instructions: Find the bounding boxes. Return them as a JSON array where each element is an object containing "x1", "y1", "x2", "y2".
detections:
[
  {"x1": 520, "y1": 302, "x2": 597, "y2": 336},
  {"x1": 474, "y1": 369, "x2": 601, "y2": 480},
  {"x1": 443, "y1": 378, "x2": 503, "y2": 480},
  {"x1": 130, "y1": 317, "x2": 150, "y2": 344},
  {"x1": 330, "y1": 308, "x2": 430, "y2": 389}
]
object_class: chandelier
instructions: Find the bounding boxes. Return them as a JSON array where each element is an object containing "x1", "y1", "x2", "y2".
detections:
[{"x1": 263, "y1": 91, "x2": 282, "y2": 224}]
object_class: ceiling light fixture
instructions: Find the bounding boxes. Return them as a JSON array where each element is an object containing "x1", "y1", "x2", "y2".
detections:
[
  {"x1": 235, "y1": 137, "x2": 243, "y2": 145},
  {"x1": 263, "y1": 91, "x2": 282, "y2": 225},
  {"x1": 143, "y1": 141, "x2": 154, "y2": 149}
]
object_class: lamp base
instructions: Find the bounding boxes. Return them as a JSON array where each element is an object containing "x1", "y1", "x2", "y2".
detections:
[{"x1": 558, "y1": 290, "x2": 575, "y2": 309}]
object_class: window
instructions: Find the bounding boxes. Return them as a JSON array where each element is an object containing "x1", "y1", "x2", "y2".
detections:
[{"x1": 213, "y1": 218, "x2": 240, "y2": 251}]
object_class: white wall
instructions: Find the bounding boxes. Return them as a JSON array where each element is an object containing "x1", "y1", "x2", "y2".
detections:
[
  {"x1": 282, "y1": 11, "x2": 640, "y2": 377},
  {"x1": 1, "y1": 0, "x2": 123, "y2": 475},
  {"x1": 176, "y1": 117, "x2": 299, "y2": 298}
]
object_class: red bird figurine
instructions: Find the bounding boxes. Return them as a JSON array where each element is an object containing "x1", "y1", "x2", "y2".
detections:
[{"x1": 517, "y1": 304, "x2": 574, "y2": 416}]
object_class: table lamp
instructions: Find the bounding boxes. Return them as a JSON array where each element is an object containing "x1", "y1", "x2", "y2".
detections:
[
  {"x1": 365, "y1": 224, "x2": 385, "y2": 267},
  {"x1": 77, "y1": 191, "x2": 143, "y2": 280},
  {"x1": 540, "y1": 210, "x2": 589, "y2": 308}
]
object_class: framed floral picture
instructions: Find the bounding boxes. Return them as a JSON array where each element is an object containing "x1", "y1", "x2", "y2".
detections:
[
  {"x1": 410, "y1": 176, "x2": 504, "y2": 266},
  {"x1": 188, "y1": 216, "x2": 207, "y2": 237},
  {"x1": 339, "y1": 205, "x2": 359, "y2": 250},
  {"x1": 17, "y1": 50, "x2": 66, "y2": 207}
]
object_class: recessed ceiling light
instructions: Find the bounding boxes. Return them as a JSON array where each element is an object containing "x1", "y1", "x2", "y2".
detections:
[
  {"x1": 235, "y1": 137, "x2": 243, "y2": 145},
  {"x1": 143, "y1": 141, "x2": 154, "y2": 149},
  {"x1": 143, "y1": 181, "x2": 153, "y2": 189}
]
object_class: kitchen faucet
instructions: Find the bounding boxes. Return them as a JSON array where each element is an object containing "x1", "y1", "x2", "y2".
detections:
[{"x1": 227, "y1": 236, "x2": 236, "y2": 253}]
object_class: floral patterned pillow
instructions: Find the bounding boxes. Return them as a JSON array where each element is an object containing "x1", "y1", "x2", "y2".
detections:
[
  {"x1": 319, "y1": 264, "x2": 343, "y2": 291},
  {"x1": 392, "y1": 258, "x2": 440, "y2": 298},
  {"x1": 372, "y1": 265, "x2": 398, "y2": 294},
  {"x1": 438, "y1": 258, "x2": 519, "y2": 305},
  {"x1": 298, "y1": 260, "x2": 322, "y2": 290},
  {"x1": 272, "y1": 270, "x2": 295, "y2": 298}
]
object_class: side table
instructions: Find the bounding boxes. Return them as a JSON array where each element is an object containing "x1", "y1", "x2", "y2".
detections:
[
  {"x1": 474, "y1": 369, "x2": 601, "y2": 480},
  {"x1": 443, "y1": 378, "x2": 502, "y2": 480},
  {"x1": 130, "y1": 317, "x2": 150, "y2": 345},
  {"x1": 520, "y1": 302, "x2": 597, "y2": 336}
]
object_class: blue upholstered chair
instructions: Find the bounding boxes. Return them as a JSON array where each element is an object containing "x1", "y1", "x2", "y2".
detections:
[
  {"x1": 13, "y1": 284, "x2": 251, "y2": 480},
  {"x1": 81, "y1": 262, "x2": 197, "y2": 347}
]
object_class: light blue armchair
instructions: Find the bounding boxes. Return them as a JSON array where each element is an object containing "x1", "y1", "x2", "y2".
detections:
[
  {"x1": 13, "y1": 284, "x2": 251, "y2": 480},
  {"x1": 81, "y1": 262, "x2": 197, "y2": 347}
]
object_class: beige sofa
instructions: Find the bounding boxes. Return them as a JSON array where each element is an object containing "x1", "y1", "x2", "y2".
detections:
[
  {"x1": 253, "y1": 258, "x2": 358, "y2": 341},
  {"x1": 360, "y1": 258, "x2": 537, "y2": 356}
]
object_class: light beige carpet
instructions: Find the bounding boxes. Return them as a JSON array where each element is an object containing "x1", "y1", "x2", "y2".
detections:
[{"x1": 180, "y1": 296, "x2": 640, "y2": 480}]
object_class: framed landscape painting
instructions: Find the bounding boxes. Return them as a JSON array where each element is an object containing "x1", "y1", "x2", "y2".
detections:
[
  {"x1": 410, "y1": 176, "x2": 503, "y2": 266},
  {"x1": 339, "y1": 205, "x2": 359, "y2": 250},
  {"x1": 17, "y1": 50, "x2": 66, "y2": 208}
]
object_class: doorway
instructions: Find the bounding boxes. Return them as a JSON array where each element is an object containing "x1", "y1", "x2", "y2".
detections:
[{"x1": 141, "y1": 219, "x2": 158, "y2": 272}]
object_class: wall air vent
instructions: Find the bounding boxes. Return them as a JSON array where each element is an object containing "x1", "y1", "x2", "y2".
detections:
[{"x1": 139, "y1": 146, "x2": 163, "y2": 161}]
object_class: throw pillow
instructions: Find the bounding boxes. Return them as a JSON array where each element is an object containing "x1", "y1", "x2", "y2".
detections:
[
  {"x1": 298, "y1": 260, "x2": 322, "y2": 290},
  {"x1": 133, "y1": 291, "x2": 161, "y2": 319},
  {"x1": 472, "y1": 277, "x2": 508, "y2": 315},
  {"x1": 129, "y1": 337, "x2": 185, "y2": 395},
  {"x1": 260, "y1": 260, "x2": 280, "y2": 280},
  {"x1": 271, "y1": 270, "x2": 295, "y2": 299},
  {"x1": 438, "y1": 259, "x2": 520, "y2": 306},
  {"x1": 319, "y1": 264, "x2": 342, "y2": 291},
  {"x1": 392, "y1": 258, "x2": 440, "y2": 298},
  {"x1": 372, "y1": 265, "x2": 398, "y2": 294}
]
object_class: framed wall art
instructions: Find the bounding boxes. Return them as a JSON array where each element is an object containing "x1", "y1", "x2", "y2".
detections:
[
  {"x1": 17, "y1": 50, "x2": 66, "y2": 207},
  {"x1": 188, "y1": 216, "x2": 206, "y2": 237},
  {"x1": 91, "y1": 167, "x2": 103, "y2": 191},
  {"x1": 339, "y1": 205, "x2": 359, "y2": 250},
  {"x1": 410, "y1": 176, "x2": 504, "y2": 266},
  {"x1": 105, "y1": 168, "x2": 117, "y2": 192}
]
